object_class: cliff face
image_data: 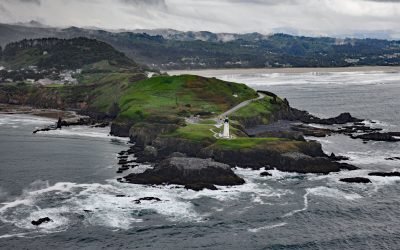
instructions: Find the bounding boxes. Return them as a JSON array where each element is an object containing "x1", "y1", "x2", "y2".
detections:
[{"x1": 0, "y1": 85, "x2": 90, "y2": 110}]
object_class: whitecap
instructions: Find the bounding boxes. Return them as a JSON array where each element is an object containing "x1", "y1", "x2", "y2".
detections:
[
  {"x1": 307, "y1": 186, "x2": 362, "y2": 200},
  {"x1": 248, "y1": 222, "x2": 287, "y2": 233}
]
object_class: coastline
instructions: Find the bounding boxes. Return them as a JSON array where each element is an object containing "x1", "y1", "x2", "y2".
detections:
[
  {"x1": 168, "y1": 66, "x2": 400, "y2": 77},
  {"x1": 0, "y1": 104, "x2": 81, "y2": 120}
]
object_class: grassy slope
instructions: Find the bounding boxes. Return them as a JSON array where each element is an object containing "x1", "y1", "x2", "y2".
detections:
[
  {"x1": 78, "y1": 71, "x2": 146, "y2": 112},
  {"x1": 117, "y1": 74, "x2": 258, "y2": 122},
  {"x1": 230, "y1": 96, "x2": 283, "y2": 124}
]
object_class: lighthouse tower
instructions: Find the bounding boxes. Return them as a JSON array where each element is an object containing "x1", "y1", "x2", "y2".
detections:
[{"x1": 223, "y1": 117, "x2": 230, "y2": 138}]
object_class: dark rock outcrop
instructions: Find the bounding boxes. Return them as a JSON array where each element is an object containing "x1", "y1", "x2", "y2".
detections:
[
  {"x1": 351, "y1": 132, "x2": 400, "y2": 142},
  {"x1": 204, "y1": 144, "x2": 356, "y2": 174},
  {"x1": 134, "y1": 197, "x2": 162, "y2": 204},
  {"x1": 260, "y1": 171, "x2": 272, "y2": 177},
  {"x1": 301, "y1": 112, "x2": 363, "y2": 125},
  {"x1": 329, "y1": 153, "x2": 350, "y2": 161},
  {"x1": 110, "y1": 121, "x2": 133, "y2": 137},
  {"x1": 385, "y1": 157, "x2": 400, "y2": 161},
  {"x1": 340, "y1": 177, "x2": 372, "y2": 184},
  {"x1": 129, "y1": 123, "x2": 180, "y2": 147},
  {"x1": 368, "y1": 172, "x2": 400, "y2": 177},
  {"x1": 31, "y1": 217, "x2": 52, "y2": 226},
  {"x1": 124, "y1": 157, "x2": 245, "y2": 188}
]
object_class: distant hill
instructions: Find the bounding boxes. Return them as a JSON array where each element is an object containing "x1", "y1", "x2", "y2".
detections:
[
  {"x1": 1, "y1": 37, "x2": 141, "y2": 71},
  {"x1": 0, "y1": 23, "x2": 399, "y2": 70}
]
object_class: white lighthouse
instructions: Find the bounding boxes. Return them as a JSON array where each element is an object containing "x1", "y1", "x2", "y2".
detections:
[{"x1": 222, "y1": 117, "x2": 230, "y2": 138}]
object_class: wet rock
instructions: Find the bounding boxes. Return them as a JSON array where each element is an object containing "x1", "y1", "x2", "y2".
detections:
[
  {"x1": 368, "y1": 172, "x2": 400, "y2": 177},
  {"x1": 33, "y1": 127, "x2": 52, "y2": 134},
  {"x1": 339, "y1": 177, "x2": 372, "y2": 184},
  {"x1": 329, "y1": 153, "x2": 350, "y2": 161},
  {"x1": 337, "y1": 125, "x2": 382, "y2": 134},
  {"x1": 351, "y1": 132, "x2": 400, "y2": 142},
  {"x1": 31, "y1": 217, "x2": 52, "y2": 226},
  {"x1": 314, "y1": 112, "x2": 363, "y2": 125},
  {"x1": 278, "y1": 152, "x2": 358, "y2": 174},
  {"x1": 134, "y1": 197, "x2": 162, "y2": 204},
  {"x1": 185, "y1": 183, "x2": 218, "y2": 191},
  {"x1": 260, "y1": 171, "x2": 272, "y2": 177},
  {"x1": 124, "y1": 157, "x2": 245, "y2": 188},
  {"x1": 385, "y1": 157, "x2": 400, "y2": 161},
  {"x1": 91, "y1": 122, "x2": 109, "y2": 128},
  {"x1": 118, "y1": 159, "x2": 135, "y2": 165}
]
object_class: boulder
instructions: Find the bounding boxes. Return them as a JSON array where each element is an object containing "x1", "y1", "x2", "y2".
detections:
[
  {"x1": 351, "y1": 132, "x2": 400, "y2": 142},
  {"x1": 339, "y1": 177, "x2": 372, "y2": 184},
  {"x1": 184, "y1": 183, "x2": 217, "y2": 191},
  {"x1": 31, "y1": 217, "x2": 52, "y2": 226},
  {"x1": 368, "y1": 172, "x2": 400, "y2": 177},
  {"x1": 260, "y1": 171, "x2": 272, "y2": 177},
  {"x1": 124, "y1": 157, "x2": 245, "y2": 188},
  {"x1": 134, "y1": 197, "x2": 162, "y2": 204},
  {"x1": 329, "y1": 153, "x2": 350, "y2": 161},
  {"x1": 385, "y1": 157, "x2": 400, "y2": 161}
]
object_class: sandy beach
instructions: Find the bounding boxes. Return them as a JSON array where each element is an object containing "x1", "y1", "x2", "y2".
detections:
[{"x1": 168, "y1": 66, "x2": 400, "y2": 77}]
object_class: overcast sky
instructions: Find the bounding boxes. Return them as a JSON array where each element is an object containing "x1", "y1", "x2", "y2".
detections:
[{"x1": 1, "y1": 0, "x2": 399, "y2": 39}]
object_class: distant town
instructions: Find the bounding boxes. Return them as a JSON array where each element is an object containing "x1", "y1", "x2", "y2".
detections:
[{"x1": 0, "y1": 65, "x2": 81, "y2": 85}]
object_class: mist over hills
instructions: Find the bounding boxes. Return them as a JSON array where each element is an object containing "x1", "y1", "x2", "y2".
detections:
[{"x1": 0, "y1": 22, "x2": 399, "y2": 70}]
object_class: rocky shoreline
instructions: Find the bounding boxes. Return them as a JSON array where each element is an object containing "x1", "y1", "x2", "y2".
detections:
[{"x1": 5, "y1": 96, "x2": 400, "y2": 191}]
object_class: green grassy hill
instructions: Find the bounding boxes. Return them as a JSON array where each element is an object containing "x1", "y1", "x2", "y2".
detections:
[{"x1": 117, "y1": 75, "x2": 258, "y2": 123}]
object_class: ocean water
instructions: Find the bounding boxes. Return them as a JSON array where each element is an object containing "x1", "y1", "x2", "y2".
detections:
[{"x1": 1, "y1": 70, "x2": 400, "y2": 249}]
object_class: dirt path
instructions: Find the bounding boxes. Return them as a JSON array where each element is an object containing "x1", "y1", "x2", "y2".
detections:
[{"x1": 218, "y1": 92, "x2": 265, "y2": 119}]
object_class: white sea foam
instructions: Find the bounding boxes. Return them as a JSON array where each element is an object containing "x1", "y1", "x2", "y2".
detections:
[
  {"x1": 0, "y1": 179, "x2": 203, "y2": 234},
  {"x1": 344, "y1": 151, "x2": 400, "y2": 166},
  {"x1": 0, "y1": 232, "x2": 33, "y2": 239},
  {"x1": 248, "y1": 222, "x2": 287, "y2": 233},
  {"x1": 36, "y1": 126, "x2": 128, "y2": 141},
  {"x1": 307, "y1": 186, "x2": 362, "y2": 200},
  {"x1": 282, "y1": 191, "x2": 309, "y2": 218},
  {"x1": 0, "y1": 114, "x2": 54, "y2": 127},
  {"x1": 0, "y1": 167, "x2": 298, "y2": 235},
  {"x1": 220, "y1": 71, "x2": 400, "y2": 87}
]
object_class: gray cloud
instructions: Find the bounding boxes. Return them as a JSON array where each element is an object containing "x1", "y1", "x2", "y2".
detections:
[
  {"x1": 119, "y1": 0, "x2": 165, "y2": 5},
  {"x1": 0, "y1": 0, "x2": 399, "y2": 39},
  {"x1": 17, "y1": 0, "x2": 41, "y2": 5},
  {"x1": 365, "y1": 0, "x2": 400, "y2": 2},
  {"x1": 226, "y1": 0, "x2": 299, "y2": 5}
]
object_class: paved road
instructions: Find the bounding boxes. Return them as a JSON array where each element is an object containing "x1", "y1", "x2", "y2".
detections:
[{"x1": 218, "y1": 92, "x2": 265, "y2": 118}]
